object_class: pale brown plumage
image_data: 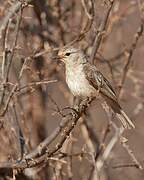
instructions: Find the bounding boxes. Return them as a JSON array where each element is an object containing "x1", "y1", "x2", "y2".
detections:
[{"x1": 58, "y1": 46, "x2": 135, "y2": 129}]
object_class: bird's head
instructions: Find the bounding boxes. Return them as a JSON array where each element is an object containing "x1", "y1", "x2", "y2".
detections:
[{"x1": 58, "y1": 46, "x2": 87, "y2": 66}]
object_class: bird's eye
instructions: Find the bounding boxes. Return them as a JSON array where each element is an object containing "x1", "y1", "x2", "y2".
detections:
[{"x1": 65, "y1": 52, "x2": 71, "y2": 56}]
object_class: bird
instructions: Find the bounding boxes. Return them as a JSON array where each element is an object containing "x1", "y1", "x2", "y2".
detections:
[{"x1": 57, "y1": 46, "x2": 135, "y2": 129}]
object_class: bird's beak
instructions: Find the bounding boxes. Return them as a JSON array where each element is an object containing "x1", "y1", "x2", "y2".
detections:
[
  {"x1": 51, "y1": 55, "x2": 65, "y2": 65},
  {"x1": 51, "y1": 56, "x2": 60, "y2": 60},
  {"x1": 57, "y1": 53, "x2": 65, "y2": 62},
  {"x1": 51, "y1": 53, "x2": 63, "y2": 60},
  {"x1": 58, "y1": 55, "x2": 64, "y2": 59}
]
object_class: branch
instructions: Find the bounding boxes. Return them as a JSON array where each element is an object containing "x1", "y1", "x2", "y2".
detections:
[
  {"x1": 0, "y1": 0, "x2": 33, "y2": 37},
  {"x1": 118, "y1": 23, "x2": 143, "y2": 96},
  {"x1": 96, "y1": 127, "x2": 124, "y2": 171},
  {"x1": 0, "y1": 99, "x2": 93, "y2": 175},
  {"x1": 90, "y1": 0, "x2": 115, "y2": 64}
]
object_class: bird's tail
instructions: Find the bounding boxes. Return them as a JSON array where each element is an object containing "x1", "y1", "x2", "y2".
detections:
[
  {"x1": 116, "y1": 110, "x2": 135, "y2": 129},
  {"x1": 102, "y1": 95, "x2": 135, "y2": 129}
]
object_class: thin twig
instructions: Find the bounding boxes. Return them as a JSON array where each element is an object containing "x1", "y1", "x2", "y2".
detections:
[
  {"x1": 81, "y1": 0, "x2": 93, "y2": 20},
  {"x1": 120, "y1": 137, "x2": 143, "y2": 170},
  {"x1": 0, "y1": 0, "x2": 31, "y2": 37},
  {"x1": 90, "y1": 0, "x2": 115, "y2": 64},
  {"x1": 0, "y1": 84, "x2": 17, "y2": 117},
  {"x1": 118, "y1": 24, "x2": 143, "y2": 96},
  {"x1": 96, "y1": 127, "x2": 124, "y2": 171}
]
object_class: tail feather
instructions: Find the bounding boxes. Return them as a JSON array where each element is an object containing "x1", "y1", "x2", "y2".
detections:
[
  {"x1": 116, "y1": 110, "x2": 135, "y2": 129},
  {"x1": 102, "y1": 94, "x2": 135, "y2": 129}
]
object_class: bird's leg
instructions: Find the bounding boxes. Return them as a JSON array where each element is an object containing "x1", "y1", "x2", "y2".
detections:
[
  {"x1": 80, "y1": 97, "x2": 95, "y2": 108},
  {"x1": 97, "y1": 86, "x2": 101, "y2": 94},
  {"x1": 96, "y1": 84, "x2": 102, "y2": 97}
]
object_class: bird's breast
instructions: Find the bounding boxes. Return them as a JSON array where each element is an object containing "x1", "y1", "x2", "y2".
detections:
[{"x1": 66, "y1": 66, "x2": 96, "y2": 98}]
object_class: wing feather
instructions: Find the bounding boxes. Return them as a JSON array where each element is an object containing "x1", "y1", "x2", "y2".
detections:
[
  {"x1": 83, "y1": 63, "x2": 118, "y2": 103},
  {"x1": 83, "y1": 63, "x2": 135, "y2": 129}
]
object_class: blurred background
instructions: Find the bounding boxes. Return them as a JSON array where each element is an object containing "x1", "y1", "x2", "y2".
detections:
[{"x1": 0, "y1": 0, "x2": 144, "y2": 179}]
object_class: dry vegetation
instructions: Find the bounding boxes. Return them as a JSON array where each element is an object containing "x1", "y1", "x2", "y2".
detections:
[{"x1": 0, "y1": 0, "x2": 144, "y2": 179}]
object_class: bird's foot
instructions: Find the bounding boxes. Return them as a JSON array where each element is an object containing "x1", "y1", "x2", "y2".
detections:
[{"x1": 80, "y1": 97, "x2": 94, "y2": 108}]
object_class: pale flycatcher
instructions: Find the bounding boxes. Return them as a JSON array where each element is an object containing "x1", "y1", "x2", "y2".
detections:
[{"x1": 58, "y1": 46, "x2": 135, "y2": 129}]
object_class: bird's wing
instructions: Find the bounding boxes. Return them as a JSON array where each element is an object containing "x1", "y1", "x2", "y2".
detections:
[
  {"x1": 83, "y1": 63, "x2": 118, "y2": 102},
  {"x1": 83, "y1": 63, "x2": 135, "y2": 129}
]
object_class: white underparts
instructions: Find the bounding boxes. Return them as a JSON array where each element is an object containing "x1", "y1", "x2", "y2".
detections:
[{"x1": 66, "y1": 64, "x2": 96, "y2": 98}]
